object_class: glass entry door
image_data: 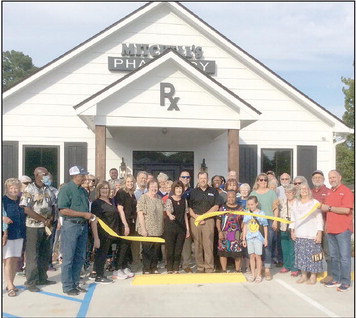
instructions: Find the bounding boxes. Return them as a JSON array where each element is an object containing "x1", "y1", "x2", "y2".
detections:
[{"x1": 133, "y1": 151, "x2": 194, "y2": 184}]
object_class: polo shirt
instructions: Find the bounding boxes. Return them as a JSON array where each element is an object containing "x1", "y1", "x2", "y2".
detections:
[
  {"x1": 58, "y1": 180, "x2": 89, "y2": 221},
  {"x1": 188, "y1": 186, "x2": 220, "y2": 215},
  {"x1": 312, "y1": 185, "x2": 330, "y2": 204},
  {"x1": 324, "y1": 183, "x2": 354, "y2": 234}
]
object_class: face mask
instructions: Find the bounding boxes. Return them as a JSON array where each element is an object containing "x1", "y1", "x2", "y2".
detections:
[{"x1": 42, "y1": 175, "x2": 52, "y2": 186}]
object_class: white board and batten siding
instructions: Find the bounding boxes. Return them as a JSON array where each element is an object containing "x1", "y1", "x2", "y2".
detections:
[{"x1": 3, "y1": 2, "x2": 351, "y2": 184}]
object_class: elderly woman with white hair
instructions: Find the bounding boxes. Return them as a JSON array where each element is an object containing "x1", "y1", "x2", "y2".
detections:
[
  {"x1": 290, "y1": 182, "x2": 323, "y2": 284},
  {"x1": 2, "y1": 178, "x2": 48, "y2": 296},
  {"x1": 157, "y1": 172, "x2": 169, "y2": 198}
]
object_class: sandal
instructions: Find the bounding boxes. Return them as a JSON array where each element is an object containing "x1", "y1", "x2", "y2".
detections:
[
  {"x1": 6, "y1": 287, "x2": 19, "y2": 292},
  {"x1": 255, "y1": 276, "x2": 262, "y2": 283},
  {"x1": 264, "y1": 272, "x2": 272, "y2": 281},
  {"x1": 296, "y1": 277, "x2": 307, "y2": 284},
  {"x1": 248, "y1": 275, "x2": 255, "y2": 282},
  {"x1": 8, "y1": 288, "x2": 17, "y2": 297}
]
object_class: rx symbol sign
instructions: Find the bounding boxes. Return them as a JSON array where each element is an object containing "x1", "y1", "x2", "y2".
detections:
[{"x1": 160, "y1": 82, "x2": 180, "y2": 111}]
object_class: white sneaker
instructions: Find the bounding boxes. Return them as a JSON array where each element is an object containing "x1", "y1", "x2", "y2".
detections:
[
  {"x1": 123, "y1": 267, "x2": 135, "y2": 278},
  {"x1": 112, "y1": 269, "x2": 128, "y2": 280}
]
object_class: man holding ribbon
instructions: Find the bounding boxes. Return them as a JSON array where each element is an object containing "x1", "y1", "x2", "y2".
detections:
[
  {"x1": 320, "y1": 170, "x2": 354, "y2": 292},
  {"x1": 58, "y1": 166, "x2": 100, "y2": 295}
]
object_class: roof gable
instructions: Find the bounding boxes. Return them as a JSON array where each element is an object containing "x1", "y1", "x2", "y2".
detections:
[
  {"x1": 3, "y1": 1, "x2": 351, "y2": 134},
  {"x1": 74, "y1": 49, "x2": 260, "y2": 130}
]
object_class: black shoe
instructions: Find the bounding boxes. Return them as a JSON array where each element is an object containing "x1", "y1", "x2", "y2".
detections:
[
  {"x1": 95, "y1": 276, "x2": 113, "y2": 284},
  {"x1": 276, "y1": 262, "x2": 283, "y2": 268},
  {"x1": 64, "y1": 288, "x2": 80, "y2": 296},
  {"x1": 37, "y1": 280, "x2": 56, "y2": 285},
  {"x1": 88, "y1": 272, "x2": 97, "y2": 280},
  {"x1": 75, "y1": 286, "x2": 88, "y2": 293},
  {"x1": 28, "y1": 286, "x2": 41, "y2": 292}
]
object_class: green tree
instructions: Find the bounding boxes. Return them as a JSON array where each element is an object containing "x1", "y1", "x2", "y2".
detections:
[
  {"x1": 2, "y1": 50, "x2": 38, "y2": 90},
  {"x1": 336, "y1": 74, "x2": 354, "y2": 185}
]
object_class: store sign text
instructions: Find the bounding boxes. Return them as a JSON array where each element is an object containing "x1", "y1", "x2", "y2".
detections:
[{"x1": 108, "y1": 43, "x2": 216, "y2": 74}]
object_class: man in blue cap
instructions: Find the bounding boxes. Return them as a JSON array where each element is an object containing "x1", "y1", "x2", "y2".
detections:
[{"x1": 58, "y1": 166, "x2": 100, "y2": 295}]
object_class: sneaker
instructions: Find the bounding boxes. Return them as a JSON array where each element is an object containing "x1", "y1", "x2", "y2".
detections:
[
  {"x1": 112, "y1": 270, "x2": 128, "y2": 280},
  {"x1": 95, "y1": 276, "x2": 113, "y2": 284},
  {"x1": 324, "y1": 281, "x2": 341, "y2": 288},
  {"x1": 337, "y1": 284, "x2": 351, "y2": 292},
  {"x1": 88, "y1": 272, "x2": 97, "y2": 280},
  {"x1": 123, "y1": 268, "x2": 135, "y2": 278}
]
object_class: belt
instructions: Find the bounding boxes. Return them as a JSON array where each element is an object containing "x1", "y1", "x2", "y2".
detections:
[{"x1": 64, "y1": 218, "x2": 87, "y2": 224}]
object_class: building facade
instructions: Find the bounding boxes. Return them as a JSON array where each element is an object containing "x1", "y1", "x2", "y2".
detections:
[{"x1": 3, "y1": 2, "x2": 352, "y2": 187}]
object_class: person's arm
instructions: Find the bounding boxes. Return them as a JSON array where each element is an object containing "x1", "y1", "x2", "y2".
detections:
[
  {"x1": 165, "y1": 199, "x2": 175, "y2": 221},
  {"x1": 320, "y1": 204, "x2": 352, "y2": 215},
  {"x1": 2, "y1": 229, "x2": 8, "y2": 246},
  {"x1": 184, "y1": 210, "x2": 190, "y2": 238},
  {"x1": 263, "y1": 225, "x2": 268, "y2": 247},
  {"x1": 90, "y1": 219, "x2": 100, "y2": 249},
  {"x1": 59, "y1": 208, "x2": 94, "y2": 220},
  {"x1": 24, "y1": 207, "x2": 51, "y2": 226},
  {"x1": 272, "y1": 197, "x2": 279, "y2": 231},
  {"x1": 137, "y1": 211, "x2": 147, "y2": 236},
  {"x1": 242, "y1": 219, "x2": 247, "y2": 247},
  {"x1": 117, "y1": 205, "x2": 130, "y2": 235}
]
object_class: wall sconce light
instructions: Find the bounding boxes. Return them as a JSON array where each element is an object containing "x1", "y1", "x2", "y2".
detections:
[
  {"x1": 120, "y1": 157, "x2": 127, "y2": 179},
  {"x1": 200, "y1": 158, "x2": 208, "y2": 173}
]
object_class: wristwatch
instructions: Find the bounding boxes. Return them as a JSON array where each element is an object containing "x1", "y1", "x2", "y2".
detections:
[{"x1": 328, "y1": 206, "x2": 332, "y2": 212}]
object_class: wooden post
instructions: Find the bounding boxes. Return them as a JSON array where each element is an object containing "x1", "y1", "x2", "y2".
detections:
[
  {"x1": 95, "y1": 125, "x2": 106, "y2": 182},
  {"x1": 228, "y1": 129, "x2": 239, "y2": 181}
]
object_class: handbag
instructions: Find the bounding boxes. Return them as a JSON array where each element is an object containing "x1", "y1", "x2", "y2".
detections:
[{"x1": 311, "y1": 243, "x2": 324, "y2": 262}]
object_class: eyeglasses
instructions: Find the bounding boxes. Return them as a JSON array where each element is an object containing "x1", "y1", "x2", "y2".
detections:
[
  {"x1": 180, "y1": 176, "x2": 190, "y2": 179},
  {"x1": 294, "y1": 182, "x2": 302, "y2": 185},
  {"x1": 281, "y1": 178, "x2": 290, "y2": 180},
  {"x1": 259, "y1": 179, "x2": 268, "y2": 182}
]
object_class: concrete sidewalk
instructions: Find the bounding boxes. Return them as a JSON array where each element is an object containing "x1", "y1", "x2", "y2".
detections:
[{"x1": 3, "y1": 261, "x2": 354, "y2": 318}]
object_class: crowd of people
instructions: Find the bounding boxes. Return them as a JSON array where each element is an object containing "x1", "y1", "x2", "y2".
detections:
[{"x1": 2, "y1": 165, "x2": 354, "y2": 297}]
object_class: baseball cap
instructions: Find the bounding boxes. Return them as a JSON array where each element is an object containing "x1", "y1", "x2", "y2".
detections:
[
  {"x1": 20, "y1": 175, "x2": 32, "y2": 183},
  {"x1": 69, "y1": 166, "x2": 89, "y2": 176},
  {"x1": 311, "y1": 170, "x2": 324, "y2": 177}
]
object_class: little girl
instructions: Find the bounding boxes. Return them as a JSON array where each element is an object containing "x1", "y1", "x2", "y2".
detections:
[{"x1": 242, "y1": 196, "x2": 268, "y2": 283}]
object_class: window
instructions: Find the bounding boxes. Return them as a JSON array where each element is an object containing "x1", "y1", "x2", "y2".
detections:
[
  {"x1": 261, "y1": 148, "x2": 293, "y2": 178},
  {"x1": 23, "y1": 146, "x2": 59, "y2": 188}
]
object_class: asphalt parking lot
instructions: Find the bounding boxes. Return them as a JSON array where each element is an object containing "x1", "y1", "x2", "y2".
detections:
[{"x1": 2, "y1": 260, "x2": 354, "y2": 318}]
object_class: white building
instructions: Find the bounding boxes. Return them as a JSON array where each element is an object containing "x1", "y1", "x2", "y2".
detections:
[{"x1": 3, "y1": 2, "x2": 352, "y2": 187}]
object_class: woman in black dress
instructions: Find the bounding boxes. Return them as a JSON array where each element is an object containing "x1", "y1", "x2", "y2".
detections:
[
  {"x1": 91, "y1": 181, "x2": 119, "y2": 284},
  {"x1": 164, "y1": 180, "x2": 190, "y2": 274}
]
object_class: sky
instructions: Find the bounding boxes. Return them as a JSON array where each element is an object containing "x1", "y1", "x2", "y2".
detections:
[{"x1": 2, "y1": 1, "x2": 354, "y2": 119}]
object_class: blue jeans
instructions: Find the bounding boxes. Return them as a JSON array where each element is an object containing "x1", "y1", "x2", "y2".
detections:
[
  {"x1": 61, "y1": 220, "x2": 88, "y2": 292},
  {"x1": 262, "y1": 220, "x2": 276, "y2": 268},
  {"x1": 327, "y1": 230, "x2": 352, "y2": 286}
]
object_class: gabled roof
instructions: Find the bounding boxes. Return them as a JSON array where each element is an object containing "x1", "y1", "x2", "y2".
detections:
[
  {"x1": 3, "y1": 1, "x2": 352, "y2": 133},
  {"x1": 74, "y1": 48, "x2": 261, "y2": 123}
]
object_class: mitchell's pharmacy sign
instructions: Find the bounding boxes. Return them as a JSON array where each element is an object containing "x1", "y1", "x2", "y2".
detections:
[{"x1": 108, "y1": 43, "x2": 216, "y2": 74}]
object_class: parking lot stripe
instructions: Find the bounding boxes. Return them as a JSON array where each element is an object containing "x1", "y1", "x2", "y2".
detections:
[
  {"x1": 275, "y1": 278, "x2": 339, "y2": 317},
  {"x1": 77, "y1": 283, "x2": 97, "y2": 318}
]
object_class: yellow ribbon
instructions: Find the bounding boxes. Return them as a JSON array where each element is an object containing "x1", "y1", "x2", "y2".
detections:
[
  {"x1": 97, "y1": 218, "x2": 165, "y2": 243},
  {"x1": 194, "y1": 202, "x2": 321, "y2": 227}
]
